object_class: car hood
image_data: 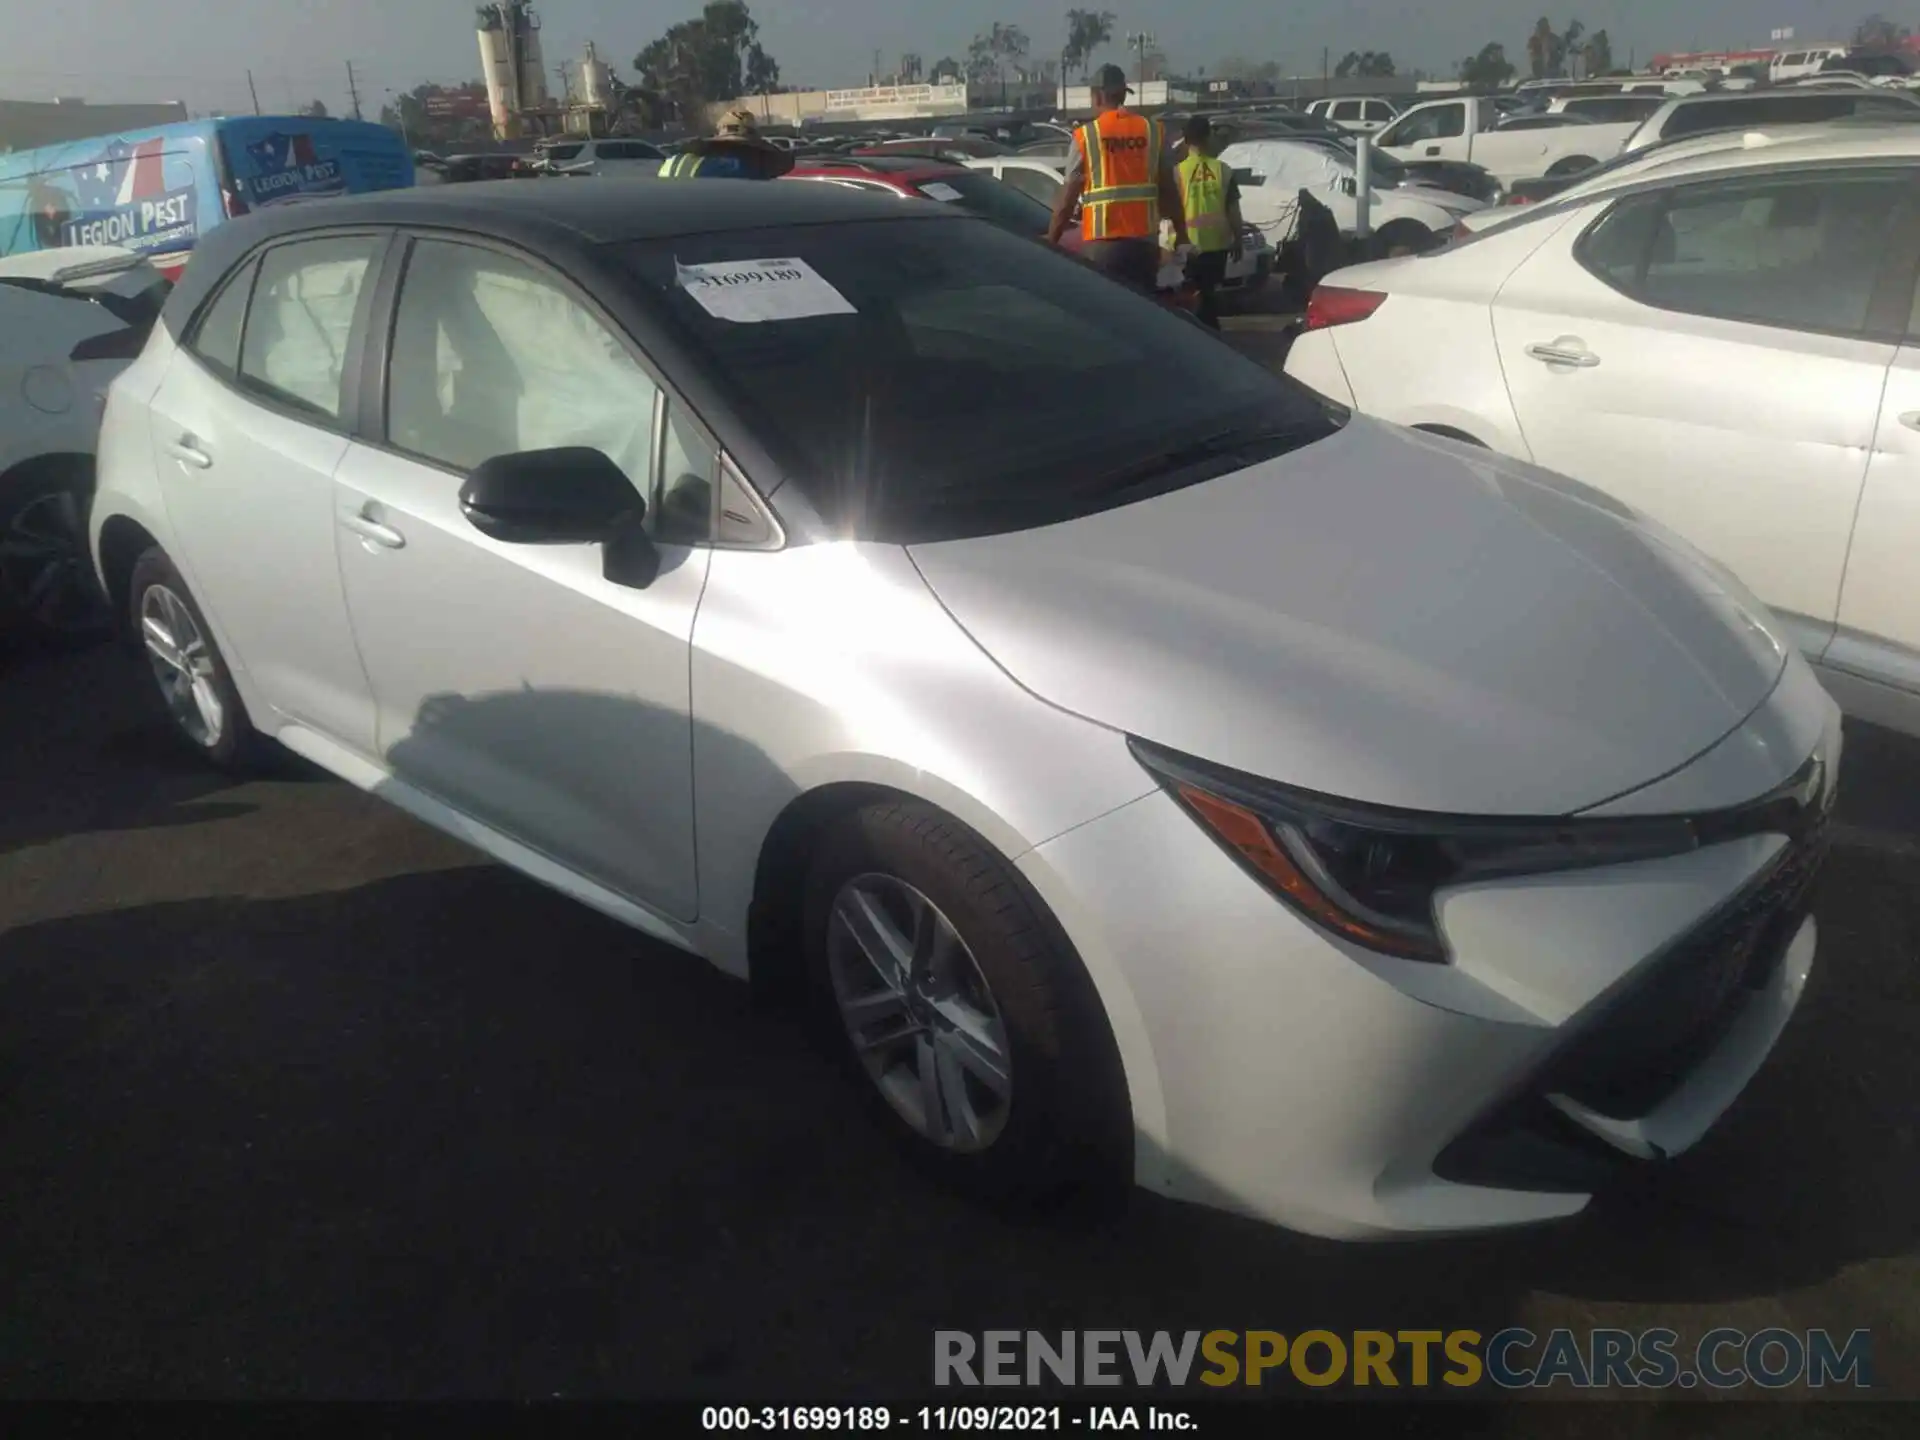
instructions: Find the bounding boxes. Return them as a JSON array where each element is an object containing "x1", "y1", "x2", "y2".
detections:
[
  {"x1": 1397, "y1": 182, "x2": 1487, "y2": 214},
  {"x1": 907, "y1": 420, "x2": 1788, "y2": 816}
]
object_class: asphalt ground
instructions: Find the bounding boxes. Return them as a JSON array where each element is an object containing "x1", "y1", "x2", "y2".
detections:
[{"x1": 2, "y1": 317, "x2": 1916, "y2": 1416}]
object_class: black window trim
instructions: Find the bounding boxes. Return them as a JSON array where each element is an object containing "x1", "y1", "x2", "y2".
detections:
[
  {"x1": 1570, "y1": 163, "x2": 1920, "y2": 345},
  {"x1": 356, "y1": 226, "x2": 784, "y2": 552},
  {"x1": 182, "y1": 226, "x2": 396, "y2": 436}
]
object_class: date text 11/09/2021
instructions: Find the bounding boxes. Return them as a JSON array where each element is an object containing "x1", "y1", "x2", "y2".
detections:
[{"x1": 703, "y1": 1408, "x2": 1187, "y2": 1432}]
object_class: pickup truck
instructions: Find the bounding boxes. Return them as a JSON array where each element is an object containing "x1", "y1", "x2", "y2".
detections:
[{"x1": 1372, "y1": 95, "x2": 1638, "y2": 185}]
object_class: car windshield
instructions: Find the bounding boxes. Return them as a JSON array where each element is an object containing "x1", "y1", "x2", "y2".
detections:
[
  {"x1": 911, "y1": 169, "x2": 1053, "y2": 235},
  {"x1": 619, "y1": 217, "x2": 1338, "y2": 543}
]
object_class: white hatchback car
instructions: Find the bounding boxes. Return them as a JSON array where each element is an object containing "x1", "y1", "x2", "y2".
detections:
[
  {"x1": 1287, "y1": 126, "x2": 1920, "y2": 740},
  {"x1": 92, "y1": 180, "x2": 1838, "y2": 1240}
]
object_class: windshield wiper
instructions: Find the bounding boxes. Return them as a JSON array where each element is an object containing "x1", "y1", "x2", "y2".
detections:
[{"x1": 1082, "y1": 424, "x2": 1321, "y2": 496}]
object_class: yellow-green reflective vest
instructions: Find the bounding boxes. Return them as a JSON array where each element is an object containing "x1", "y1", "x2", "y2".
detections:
[{"x1": 1177, "y1": 152, "x2": 1234, "y2": 253}]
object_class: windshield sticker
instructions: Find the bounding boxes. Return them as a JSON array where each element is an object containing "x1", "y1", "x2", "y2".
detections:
[
  {"x1": 673, "y1": 256, "x2": 856, "y2": 323},
  {"x1": 919, "y1": 181, "x2": 963, "y2": 202}
]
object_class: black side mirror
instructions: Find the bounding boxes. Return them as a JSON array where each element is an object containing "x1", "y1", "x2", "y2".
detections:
[{"x1": 459, "y1": 447, "x2": 643, "y2": 545}]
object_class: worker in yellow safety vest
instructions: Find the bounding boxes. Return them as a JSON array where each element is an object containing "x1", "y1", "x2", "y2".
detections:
[
  {"x1": 1175, "y1": 114, "x2": 1246, "y2": 329},
  {"x1": 1046, "y1": 64, "x2": 1190, "y2": 293},
  {"x1": 657, "y1": 108, "x2": 794, "y2": 180}
]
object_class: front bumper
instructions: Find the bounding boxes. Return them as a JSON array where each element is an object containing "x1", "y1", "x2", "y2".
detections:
[{"x1": 1019, "y1": 717, "x2": 1836, "y2": 1240}]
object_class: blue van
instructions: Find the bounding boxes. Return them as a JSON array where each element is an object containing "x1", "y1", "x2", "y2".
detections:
[{"x1": 0, "y1": 116, "x2": 413, "y2": 277}]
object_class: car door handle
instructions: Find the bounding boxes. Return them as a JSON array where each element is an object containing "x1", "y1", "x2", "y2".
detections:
[
  {"x1": 164, "y1": 436, "x2": 212, "y2": 468},
  {"x1": 1526, "y1": 342, "x2": 1601, "y2": 368},
  {"x1": 1425, "y1": 145, "x2": 1441, "y2": 155},
  {"x1": 339, "y1": 508, "x2": 406, "y2": 550}
]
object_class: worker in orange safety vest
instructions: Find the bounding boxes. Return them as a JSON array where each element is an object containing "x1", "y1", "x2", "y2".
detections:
[{"x1": 1045, "y1": 64, "x2": 1190, "y2": 293}]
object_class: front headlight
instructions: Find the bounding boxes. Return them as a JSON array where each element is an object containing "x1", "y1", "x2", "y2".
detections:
[{"x1": 1130, "y1": 738, "x2": 1726, "y2": 963}]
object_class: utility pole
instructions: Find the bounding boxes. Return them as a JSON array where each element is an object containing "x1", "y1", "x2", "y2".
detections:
[
  {"x1": 556, "y1": 59, "x2": 575, "y2": 105},
  {"x1": 1322, "y1": 46, "x2": 1330, "y2": 94},
  {"x1": 345, "y1": 59, "x2": 363, "y2": 121},
  {"x1": 246, "y1": 69, "x2": 261, "y2": 115},
  {"x1": 1128, "y1": 30, "x2": 1155, "y2": 88}
]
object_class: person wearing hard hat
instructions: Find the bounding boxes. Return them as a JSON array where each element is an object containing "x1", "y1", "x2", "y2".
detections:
[
  {"x1": 1044, "y1": 63, "x2": 1190, "y2": 293},
  {"x1": 658, "y1": 108, "x2": 795, "y2": 179}
]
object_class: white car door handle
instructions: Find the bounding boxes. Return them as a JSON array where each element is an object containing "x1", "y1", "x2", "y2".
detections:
[
  {"x1": 164, "y1": 437, "x2": 213, "y2": 468},
  {"x1": 340, "y1": 509, "x2": 406, "y2": 550},
  {"x1": 1526, "y1": 342, "x2": 1601, "y2": 368}
]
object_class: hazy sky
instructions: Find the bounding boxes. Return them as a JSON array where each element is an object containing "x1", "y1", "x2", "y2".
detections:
[{"x1": 0, "y1": 2, "x2": 1889, "y2": 117}]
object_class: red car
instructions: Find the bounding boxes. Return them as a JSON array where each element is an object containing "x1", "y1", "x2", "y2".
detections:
[{"x1": 783, "y1": 156, "x2": 1196, "y2": 310}]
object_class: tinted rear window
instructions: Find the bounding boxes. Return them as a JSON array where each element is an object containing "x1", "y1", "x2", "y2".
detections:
[{"x1": 620, "y1": 218, "x2": 1337, "y2": 542}]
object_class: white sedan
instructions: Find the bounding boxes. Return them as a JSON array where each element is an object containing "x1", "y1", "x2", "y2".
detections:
[{"x1": 1286, "y1": 125, "x2": 1920, "y2": 739}]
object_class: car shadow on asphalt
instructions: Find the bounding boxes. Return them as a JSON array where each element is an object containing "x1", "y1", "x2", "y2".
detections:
[{"x1": 0, "y1": 642, "x2": 330, "y2": 857}]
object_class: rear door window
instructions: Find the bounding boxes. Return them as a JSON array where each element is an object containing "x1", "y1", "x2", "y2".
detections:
[
  {"x1": 1576, "y1": 170, "x2": 1919, "y2": 336},
  {"x1": 237, "y1": 234, "x2": 380, "y2": 419}
]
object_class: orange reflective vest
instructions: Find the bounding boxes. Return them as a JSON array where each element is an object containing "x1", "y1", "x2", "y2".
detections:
[{"x1": 1075, "y1": 109, "x2": 1163, "y2": 241}]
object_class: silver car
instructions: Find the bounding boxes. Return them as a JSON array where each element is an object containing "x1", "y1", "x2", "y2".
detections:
[{"x1": 90, "y1": 179, "x2": 1838, "y2": 1239}]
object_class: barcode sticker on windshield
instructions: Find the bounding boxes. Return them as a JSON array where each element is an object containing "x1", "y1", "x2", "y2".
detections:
[
  {"x1": 673, "y1": 257, "x2": 856, "y2": 323},
  {"x1": 919, "y1": 182, "x2": 963, "y2": 203}
]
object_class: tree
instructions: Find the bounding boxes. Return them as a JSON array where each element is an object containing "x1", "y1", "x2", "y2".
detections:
[
  {"x1": 298, "y1": 98, "x2": 329, "y2": 117},
  {"x1": 1527, "y1": 17, "x2": 1565, "y2": 79},
  {"x1": 1562, "y1": 19, "x2": 1586, "y2": 78},
  {"x1": 1855, "y1": 14, "x2": 1911, "y2": 51},
  {"x1": 633, "y1": 2, "x2": 781, "y2": 123},
  {"x1": 1583, "y1": 29, "x2": 1614, "y2": 78},
  {"x1": 1459, "y1": 42, "x2": 1517, "y2": 88},
  {"x1": 930, "y1": 56, "x2": 962, "y2": 85},
  {"x1": 1335, "y1": 50, "x2": 1396, "y2": 78},
  {"x1": 1063, "y1": 8, "x2": 1116, "y2": 81}
]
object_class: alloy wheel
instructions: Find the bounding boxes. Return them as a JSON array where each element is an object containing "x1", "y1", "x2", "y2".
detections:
[
  {"x1": 139, "y1": 583, "x2": 225, "y2": 749},
  {"x1": 826, "y1": 873, "x2": 1013, "y2": 1152},
  {"x1": 0, "y1": 486, "x2": 108, "y2": 635}
]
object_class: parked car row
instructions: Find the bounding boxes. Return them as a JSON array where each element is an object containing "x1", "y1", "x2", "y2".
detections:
[{"x1": 1287, "y1": 120, "x2": 1920, "y2": 742}]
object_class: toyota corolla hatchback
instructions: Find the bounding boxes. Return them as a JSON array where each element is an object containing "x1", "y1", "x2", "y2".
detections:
[{"x1": 90, "y1": 180, "x2": 1839, "y2": 1239}]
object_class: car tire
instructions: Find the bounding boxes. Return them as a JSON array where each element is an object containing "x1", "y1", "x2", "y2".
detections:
[
  {"x1": 803, "y1": 800, "x2": 1131, "y2": 1206},
  {"x1": 126, "y1": 546, "x2": 260, "y2": 770},
  {"x1": 1547, "y1": 155, "x2": 1597, "y2": 177},
  {"x1": 1372, "y1": 219, "x2": 1433, "y2": 259},
  {"x1": 0, "y1": 462, "x2": 112, "y2": 649}
]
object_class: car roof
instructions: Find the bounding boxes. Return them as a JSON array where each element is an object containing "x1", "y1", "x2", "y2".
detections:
[{"x1": 162, "y1": 176, "x2": 953, "y2": 337}]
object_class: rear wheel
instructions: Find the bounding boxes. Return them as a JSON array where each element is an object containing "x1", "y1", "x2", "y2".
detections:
[
  {"x1": 0, "y1": 463, "x2": 111, "y2": 647},
  {"x1": 803, "y1": 801, "x2": 1131, "y2": 1204},
  {"x1": 127, "y1": 546, "x2": 259, "y2": 769}
]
